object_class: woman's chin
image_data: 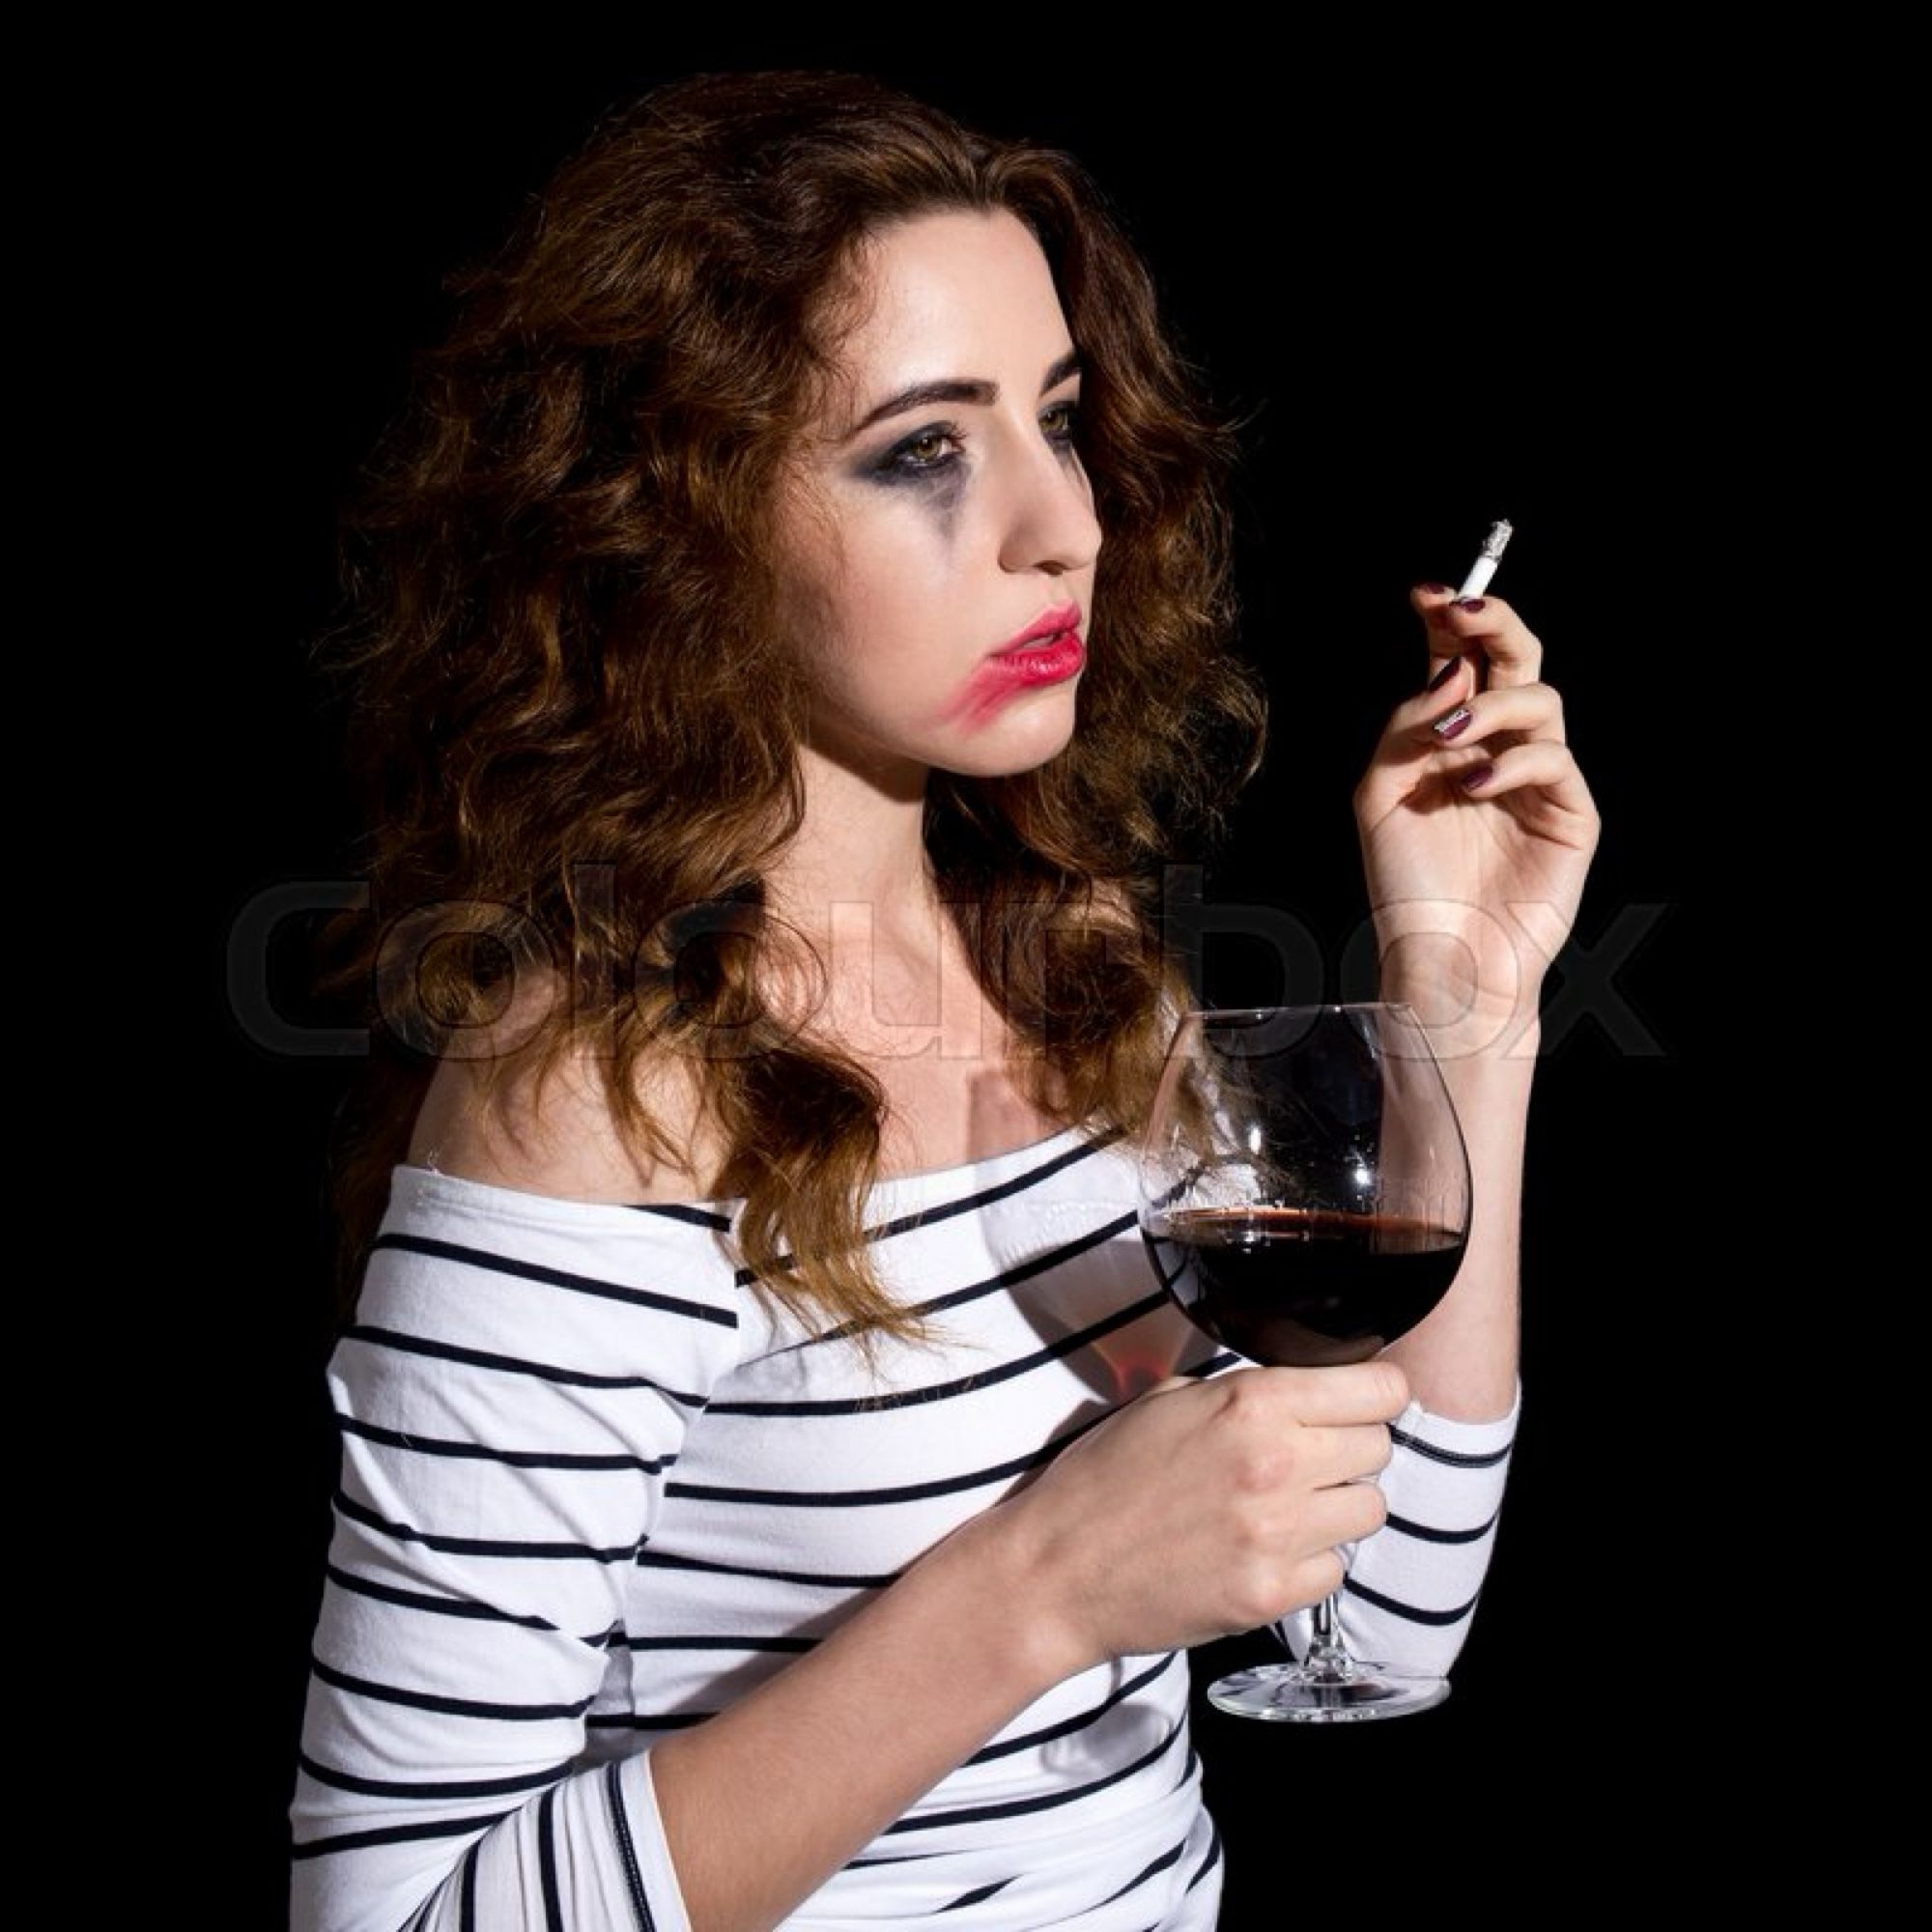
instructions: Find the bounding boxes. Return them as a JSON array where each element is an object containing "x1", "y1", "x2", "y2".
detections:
[
  {"x1": 937, "y1": 694, "x2": 1081, "y2": 781},
  {"x1": 802, "y1": 691, "x2": 1080, "y2": 790}
]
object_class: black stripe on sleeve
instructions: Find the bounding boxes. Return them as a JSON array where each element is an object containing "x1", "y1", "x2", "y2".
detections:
[
  {"x1": 1384, "y1": 1503, "x2": 1503, "y2": 1545},
  {"x1": 1389, "y1": 1420, "x2": 1513, "y2": 1467},
  {"x1": 1186, "y1": 1824, "x2": 1223, "y2": 1893},
  {"x1": 309, "y1": 1655, "x2": 596, "y2": 1723},
  {"x1": 666, "y1": 1660, "x2": 1180, "y2": 1858},
  {"x1": 884, "y1": 1714, "x2": 1185, "y2": 1834},
  {"x1": 620, "y1": 1633, "x2": 816, "y2": 1655},
  {"x1": 635, "y1": 1548, "x2": 897, "y2": 1591},
  {"x1": 538, "y1": 1785, "x2": 565, "y2": 1932},
  {"x1": 325, "y1": 1562, "x2": 565, "y2": 1631},
  {"x1": 292, "y1": 1809, "x2": 515, "y2": 1860},
  {"x1": 966, "y1": 1652, "x2": 1179, "y2": 1766},
  {"x1": 373, "y1": 1232, "x2": 739, "y2": 1327},
  {"x1": 334, "y1": 1487, "x2": 642, "y2": 1564},
  {"x1": 604, "y1": 1760, "x2": 657, "y2": 1931},
  {"x1": 1094, "y1": 1836, "x2": 1187, "y2": 1909},
  {"x1": 335, "y1": 1411, "x2": 676, "y2": 1475},
  {"x1": 298, "y1": 1748, "x2": 574, "y2": 1802},
  {"x1": 342, "y1": 1325, "x2": 708, "y2": 1405},
  {"x1": 587, "y1": 1710, "x2": 713, "y2": 1733},
  {"x1": 1343, "y1": 1576, "x2": 1481, "y2": 1627},
  {"x1": 940, "y1": 1876, "x2": 1015, "y2": 1911}
]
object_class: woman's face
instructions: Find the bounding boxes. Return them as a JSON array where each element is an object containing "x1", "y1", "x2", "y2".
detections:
[{"x1": 777, "y1": 208, "x2": 1102, "y2": 786}]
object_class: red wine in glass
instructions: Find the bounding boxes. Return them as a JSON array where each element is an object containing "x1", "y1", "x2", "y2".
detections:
[
  {"x1": 1138, "y1": 1004, "x2": 1472, "y2": 1722},
  {"x1": 1150, "y1": 1206, "x2": 1467, "y2": 1370}
]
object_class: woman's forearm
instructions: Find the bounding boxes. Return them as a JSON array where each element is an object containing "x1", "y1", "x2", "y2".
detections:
[
  {"x1": 1380, "y1": 1023, "x2": 1538, "y2": 1421},
  {"x1": 647, "y1": 1502, "x2": 1076, "y2": 1932}
]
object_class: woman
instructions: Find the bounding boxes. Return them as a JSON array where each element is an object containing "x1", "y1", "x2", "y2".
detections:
[{"x1": 291, "y1": 71, "x2": 1597, "y2": 1931}]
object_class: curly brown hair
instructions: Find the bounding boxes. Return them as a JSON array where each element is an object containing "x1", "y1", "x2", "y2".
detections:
[{"x1": 325, "y1": 70, "x2": 1265, "y2": 1338}]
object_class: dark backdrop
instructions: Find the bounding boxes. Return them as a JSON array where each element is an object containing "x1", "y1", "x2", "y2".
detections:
[{"x1": 189, "y1": 44, "x2": 1729, "y2": 1928}]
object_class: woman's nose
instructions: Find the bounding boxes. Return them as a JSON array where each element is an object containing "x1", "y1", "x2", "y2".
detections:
[{"x1": 996, "y1": 433, "x2": 1103, "y2": 578}]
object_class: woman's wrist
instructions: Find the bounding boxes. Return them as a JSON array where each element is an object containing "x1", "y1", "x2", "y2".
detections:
[
  {"x1": 1382, "y1": 967, "x2": 1545, "y2": 1073},
  {"x1": 912, "y1": 1488, "x2": 1100, "y2": 1693},
  {"x1": 1375, "y1": 921, "x2": 1549, "y2": 1069}
]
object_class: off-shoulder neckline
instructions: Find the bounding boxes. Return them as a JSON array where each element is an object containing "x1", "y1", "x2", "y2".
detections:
[{"x1": 390, "y1": 1121, "x2": 1102, "y2": 1226}]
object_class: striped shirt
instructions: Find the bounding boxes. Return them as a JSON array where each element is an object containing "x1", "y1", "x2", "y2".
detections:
[{"x1": 291, "y1": 1124, "x2": 1516, "y2": 1929}]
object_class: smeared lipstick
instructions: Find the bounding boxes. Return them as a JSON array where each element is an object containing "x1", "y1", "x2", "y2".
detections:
[{"x1": 946, "y1": 603, "x2": 1087, "y2": 724}]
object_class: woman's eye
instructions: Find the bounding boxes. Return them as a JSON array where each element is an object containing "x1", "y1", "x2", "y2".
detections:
[
  {"x1": 1041, "y1": 399, "x2": 1081, "y2": 445},
  {"x1": 880, "y1": 426, "x2": 960, "y2": 475}
]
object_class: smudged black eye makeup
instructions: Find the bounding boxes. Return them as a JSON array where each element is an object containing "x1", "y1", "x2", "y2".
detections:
[
  {"x1": 863, "y1": 394, "x2": 1082, "y2": 492},
  {"x1": 869, "y1": 422, "x2": 964, "y2": 485}
]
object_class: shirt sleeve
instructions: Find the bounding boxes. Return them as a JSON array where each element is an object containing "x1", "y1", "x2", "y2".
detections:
[
  {"x1": 289, "y1": 1169, "x2": 744, "y2": 1932},
  {"x1": 1277, "y1": 1384, "x2": 1520, "y2": 1677}
]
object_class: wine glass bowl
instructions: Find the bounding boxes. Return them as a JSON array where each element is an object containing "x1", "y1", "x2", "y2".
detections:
[{"x1": 1140, "y1": 1004, "x2": 1472, "y2": 1721}]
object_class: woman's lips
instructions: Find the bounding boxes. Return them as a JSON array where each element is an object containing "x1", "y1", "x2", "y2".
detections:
[
  {"x1": 996, "y1": 602, "x2": 1084, "y2": 655},
  {"x1": 946, "y1": 626, "x2": 1086, "y2": 724}
]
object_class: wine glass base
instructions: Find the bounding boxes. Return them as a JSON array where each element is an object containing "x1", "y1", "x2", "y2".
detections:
[{"x1": 1206, "y1": 1661, "x2": 1450, "y2": 1724}]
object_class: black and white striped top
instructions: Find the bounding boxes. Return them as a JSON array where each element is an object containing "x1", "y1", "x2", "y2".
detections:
[{"x1": 291, "y1": 1124, "x2": 1516, "y2": 1930}]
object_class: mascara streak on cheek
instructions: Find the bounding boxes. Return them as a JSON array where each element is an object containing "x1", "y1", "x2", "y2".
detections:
[
  {"x1": 942, "y1": 634, "x2": 1087, "y2": 726},
  {"x1": 863, "y1": 457, "x2": 966, "y2": 541}
]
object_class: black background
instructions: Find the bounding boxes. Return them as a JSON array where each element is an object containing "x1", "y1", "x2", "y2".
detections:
[{"x1": 187, "y1": 40, "x2": 1737, "y2": 1927}]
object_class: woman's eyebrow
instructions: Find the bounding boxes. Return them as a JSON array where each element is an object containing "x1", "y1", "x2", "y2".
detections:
[
  {"x1": 844, "y1": 379, "x2": 994, "y2": 439},
  {"x1": 841, "y1": 350, "x2": 1084, "y2": 441}
]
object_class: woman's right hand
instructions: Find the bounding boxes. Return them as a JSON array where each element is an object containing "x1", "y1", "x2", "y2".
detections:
[{"x1": 980, "y1": 1361, "x2": 1409, "y2": 1676}]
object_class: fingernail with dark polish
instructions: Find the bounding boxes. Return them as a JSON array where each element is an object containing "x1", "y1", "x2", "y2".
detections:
[
  {"x1": 1459, "y1": 761, "x2": 1495, "y2": 792},
  {"x1": 1453, "y1": 596, "x2": 1487, "y2": 612},
  {"x1": 1416, "y1": 581, "x2": 1453, "y2": 595},
  {"x1": 1426, "y1": 656, "x2": 1462, "y2": 693},
  {"x1": 1432, "y1": 706, "x2": 1473, "y2": 741}
]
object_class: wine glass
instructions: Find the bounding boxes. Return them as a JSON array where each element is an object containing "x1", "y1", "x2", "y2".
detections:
[{"x1": 1138, "y1": 1003, "x2": 1473, "y2": 1722}]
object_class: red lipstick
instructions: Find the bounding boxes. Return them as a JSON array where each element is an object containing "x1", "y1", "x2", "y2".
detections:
[
  {"x1": 998, "y1": 603, "x2": 1084, "y2": 656},
  {"x1": 947, "y1": 605, "x2": 1087, "y2": 724}
]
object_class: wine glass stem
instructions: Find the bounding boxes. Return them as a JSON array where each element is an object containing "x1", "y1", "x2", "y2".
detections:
[{"x1": 1303, "y1": 1592, "x2": 1358, "y2": 1682}]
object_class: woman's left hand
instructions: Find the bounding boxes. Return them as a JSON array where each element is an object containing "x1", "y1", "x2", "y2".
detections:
[{"x1": 1352, "y1": 588, "x2": 1600, "y2": 1054}]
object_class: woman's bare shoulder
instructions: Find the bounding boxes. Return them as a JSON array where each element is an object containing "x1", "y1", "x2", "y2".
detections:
[{"x1": 406, "y1": 989, "x2": 720, "y2": 1207}]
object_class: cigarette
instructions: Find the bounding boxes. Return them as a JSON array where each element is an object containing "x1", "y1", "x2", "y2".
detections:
[{"x1": 1456, "y1": 519, "x2": 1513, "y2": 599}]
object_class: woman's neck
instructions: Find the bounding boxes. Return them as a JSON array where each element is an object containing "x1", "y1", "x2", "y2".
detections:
[
  {"x1": 769, "y1": 745, "x2": 1058, "y2": 1170},
  {"x1": 769, "y1": 743, "x2": 939, "y2": 951},
  {"x1": 768, "y1": 745, "x2": 981, "y2": 1065}
]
